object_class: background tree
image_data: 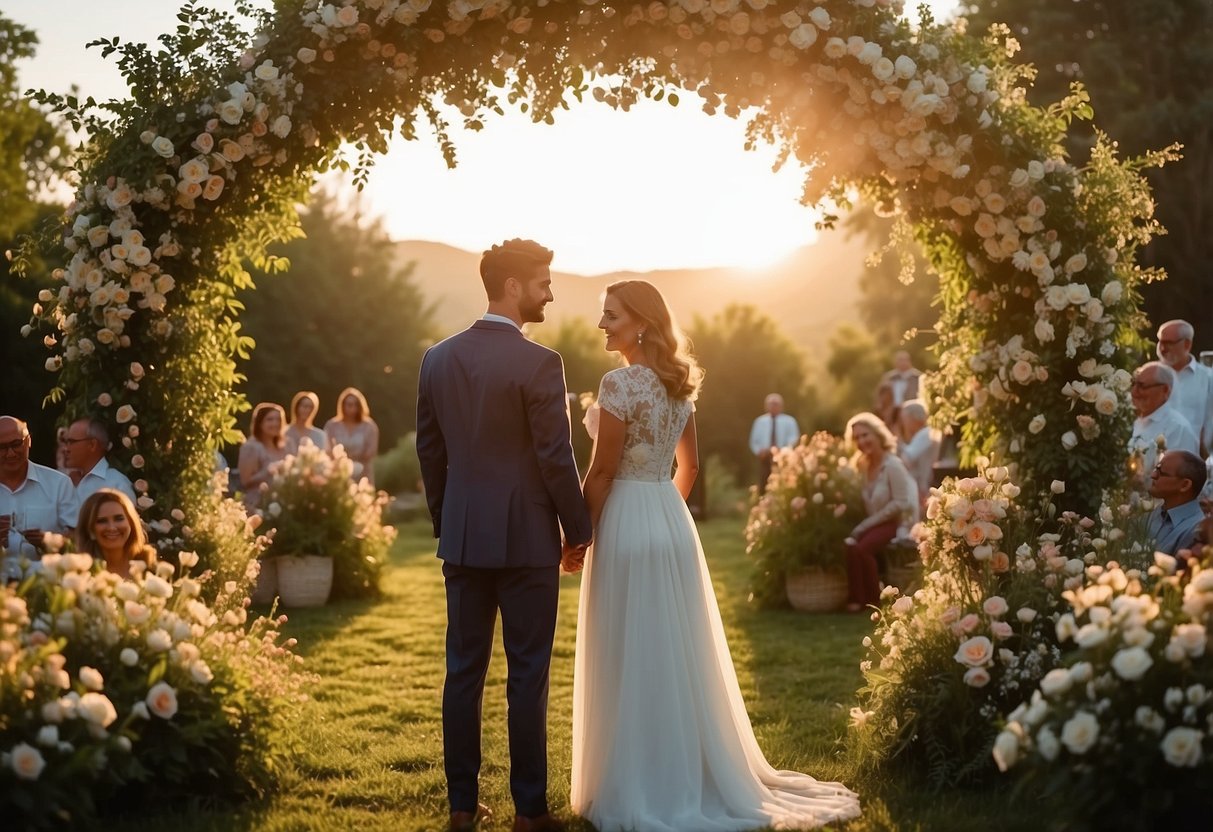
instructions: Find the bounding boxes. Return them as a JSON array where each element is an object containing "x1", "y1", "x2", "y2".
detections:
[
  {"x1": 686, "y1": 304, "x2": 817, "y2": 487},
  {"x1": 0, "y1": 15, "x2": 70, "y2": 463},
  {"x1": 532, "y1": 317, "x2": 619, "y2": 470},
  {"x1": 238, "y1": 191, "x2": 437, "y2": 454},
  {"x1": 963, "y1": 0, "x2": 1213, "y2": 348}
]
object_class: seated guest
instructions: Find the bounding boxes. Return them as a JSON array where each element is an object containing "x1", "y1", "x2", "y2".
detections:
[
  {"x1": 898, "y1": 399, "x2": 940, "y2": 512},
  {"x1": 76, "y1": 488, "x2": 156, "y2": 577},
  {"x1": 873, "y1": 382, "x2": 899, "y2": 432},
  {"x1": 1147, "y1": 450, "x2": 1207, "y2": 558},
  {"x1": 65, "y1": 416, "x2": 136, "y2": 503},
  {"x1": 325, "y1": 387, "x2": 379, "y2": 484},
  {"x1": 0, "y1": 416, "x2": 78, "y2": 575},
  {"x1": 843, "y1": 412, "x2": 919, "y2": 613},
  {"x1": 285, "y1": 391, "x2": 327, "y2": 454},
  {"x1": 239, "y1": 403, "x2": 289, "y2": 511},
  {"x1": 56, "y1": 426, "x2": 81, "y2": 484},
  {"x1": 1129, "y1": 361, "x2": 1198, "y2": 480}
]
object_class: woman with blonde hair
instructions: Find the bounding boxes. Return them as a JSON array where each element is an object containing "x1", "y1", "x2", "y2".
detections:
[
  {"x1": 324, "y1": 386, "x2": 379, "y2": 484},
  {"x1": 571, "y1": 280, "x2": 860, "y2": 830},
  {"x1": 285, "y1": 391, "x2": 327, "y2": 454},
  {"x1": 76, "y1": 488, "x2": 156, "y2": 576},
  {"x1": 843, "y1": 411, "x2": 919, "y2": 612},
  {"x1": 239, "y1": 402, "x2": 288, "y2": 510}
]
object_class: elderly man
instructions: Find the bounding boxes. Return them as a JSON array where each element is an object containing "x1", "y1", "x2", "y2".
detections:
[
  {"x1": 748, "y1": 393, "x2": 800, "y2": 493},
  {"x1": 1147, "y1": 450, "x2": 1207, "y2": 558},
  {"x1": 65, "y1": 416, "x2": 136, "y2": 503},
  {"x1": 0, "y1": 416, "x2": 79, "y2": 576},
  {"x1": 898, "y1": 399, "x2": 939, "y2": 510},
  {"x1": 1129, "y1": 362, "x2": 1200, "y2": 479},
  {"x1": 880, "y1": 350, "x2": 922, "y2": 407},
  {"x1": 1156, "y1": 319, "x2": 1213, "y2": 455}
]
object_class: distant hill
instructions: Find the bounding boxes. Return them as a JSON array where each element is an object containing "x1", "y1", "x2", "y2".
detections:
[{"x1": 393, "y1": 227, "x2": 871, "y2": 359}]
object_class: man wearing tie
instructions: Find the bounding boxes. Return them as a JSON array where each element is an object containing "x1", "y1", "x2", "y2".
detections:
[
  {"x1": 1147, "y1": 449, "x2": 1206, "y2": 558},
  {"x1": 748, "y1": 393, "x2": 800, "y2": 493}
]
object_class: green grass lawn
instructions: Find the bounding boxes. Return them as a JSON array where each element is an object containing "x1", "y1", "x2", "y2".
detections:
[{"x1": 106, "y1": 518, "x2": 1043, "y2": 832}]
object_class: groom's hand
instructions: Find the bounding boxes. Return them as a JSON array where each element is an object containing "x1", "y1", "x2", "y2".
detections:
[{"x1": 561, "y1": 540, "x2": 590, "y2": 574}]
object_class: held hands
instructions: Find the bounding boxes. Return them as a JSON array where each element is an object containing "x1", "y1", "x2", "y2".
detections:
[{"x1": 561, "y1": 539, "x2": 590, "y2": 574}]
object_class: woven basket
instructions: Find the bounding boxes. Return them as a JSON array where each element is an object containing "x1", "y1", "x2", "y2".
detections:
[
  {"x1": 250, "y1": 556, "x2": 278, "y2": 606},
  {"x1": 785, "y1": 569, "x2": 848, "y2": 613},
  {"x1": 275, "y1": 554, "x2": 333, "y2": 608}
]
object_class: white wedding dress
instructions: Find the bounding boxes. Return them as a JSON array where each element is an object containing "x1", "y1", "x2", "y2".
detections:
[{"x1": 572, "y1": 365, "x2": 861, "y2": 832}]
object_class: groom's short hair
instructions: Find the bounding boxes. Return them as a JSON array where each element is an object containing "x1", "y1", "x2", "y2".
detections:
[{"x1": 480, "y1": 239, "x2": 554, "y2": 300}]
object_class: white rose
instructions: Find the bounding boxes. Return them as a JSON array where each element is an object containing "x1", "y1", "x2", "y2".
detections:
[
  {"x1": 954, "y1": 636, "x2": 994, "y2": 667},
  {"x1": 79, "y1": 666, "x2": 104, "y2": 691},
  {"x1": 891, "y1": 596, "x2": 913, "y2": 615},
  {"x1": 77, "y1": 692, "x2": 118, "y2": 727},
  {"x1": 1065, "y1": 252, "x2": 1088, "y2": 274},
  {"x1": 1160, "y1": 726, "x2": 1204, "y2": 768},
  {"x1": 1135, "y1": 706, "x2": 1165, "y2": 734},
  {"x1": 120, "y1": 647, "x2": 139, "y2": 667},
  {"x1": 189, "y1": 661, "x2": 214, "y2": 685},
  {"x1": 964, "y1": 666, "x2": 991, "y2": 687},
  {"x1": 145, "y1": 681, "x2": 179, "y2": 719},
  {"x1": 1061, "y1": 431, "x2": 1078, "y2": 450},
  {"x1": 217, "y1": 98, "x2": 244, "y2": 125},
  {"x1": 1174, "y1": 623, "x2": 1207, "y2": 658},
  {"x1": 1009, "y1": 168, "x2": 1030, "y2": 188},
  {"x1": 146, "y1": 628, "x2": 173, "y2": 652},
  {"x1": 151, "y1": 136, "x2": 175, "y2": 158},
  {"x1": 857, "y1": 42, "x2": 882, "y2": 65},
  {"x1": 1101, "y1": 280, "x2": 1123, "y2": 306},
  {"x1": 116, "y1": 404, "x2": 136, "y2": 424},
  {"x1": 992, "y1": 729, "x2": 1019, "y2": 771},
  {"x1": 1040, "y1": 668, "x2": 1072, "y2": 698},
  {"x1": 823, "y1": 37, "x2": 846, "y2": 59},
  {"x1": 1110, "y1": 646, "x2": 1153, "y2": 681},
  {"x1": 9, "y1": 743, "x2": 46, "y2": 781},
  {"x1": 271, "y1": 114, "x2": 292, "y2": 138},
  {"x1": 1016, "y1": 607, "x2": 1038, "y2": 623},
  {"x1": 1074, "y1": 622, "x2": 1108, "y2": 648},
  {"x1": 335, "y1": 4, "x2": 359, "y2": 25},
  {"x1": 1094, "y1": 390, "x2": 1118, "y2": 416},
  {"x1": 1061, "y1": 711, "x2": 1100, "y2": 754},
  {"x1": 144, "y1": 575, "x2": 174, "y2": 599},
  {"x1": 1028, "y1": 414, "x2": 1046, "y2": 434},
  {"x1": 254, "y1": 60, "x2": 279, "y2": 81},
  {"x1": 297, "y1": 47, "x2": 317, "y2": 64},
  {"x1": 808, "y1": 7, "x2": 830, "y2": 29},
  {"x1": 1011, "y1": 360, "x2": 1034, "y2": 384},
  {"x1": 1066, "y1": 283, "x2": 1092, "y2": 305},
  {"x1": 894, "y1": 54, "x2": 916, "y2": 79},
  {"x1": 1045, "y1": 285, "x2": 1069, "y2": 311},
  {"x1": 1036, "y1": 726, "x2": 1060, "y2": 761},
  {"x1": 789, "y1": 23, "x2": 818, "y2": 50}
]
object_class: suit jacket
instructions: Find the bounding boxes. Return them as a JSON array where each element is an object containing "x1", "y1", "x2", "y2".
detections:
[{"x1": 416, "y1": 320, "x2": 592, "y2": 568}]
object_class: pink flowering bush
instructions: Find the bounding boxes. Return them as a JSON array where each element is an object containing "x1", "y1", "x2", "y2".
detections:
[
  {"x1": 745, "y1": 432, "x2": 864, "y2": 608},
  {"x1": 0, "y1": 551, "x2": 312, "y2": 828},
  {"x1": 257, "y1": 441, "x2": 394, "y2": 600}
]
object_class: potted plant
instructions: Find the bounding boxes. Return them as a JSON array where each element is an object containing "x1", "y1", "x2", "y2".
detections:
[
  {"x1": 257, "y1": 443, "x2": 393, "y2": 607},
  {"x1": 745, "y1": 432, "x2": 865, "y2": 611}
]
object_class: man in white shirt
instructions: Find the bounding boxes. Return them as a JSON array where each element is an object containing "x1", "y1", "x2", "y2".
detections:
[
  {"x1": 1128, "y1": 362, "x2": 1200, "y2": 481},
  {"x1": 880, "y1": 350, "x2": 922, "y2": 407},
  {"x1": 748, "y1": 393, "x2": 800, "y2": 492},
  {"x1": 0, "y1": 416, "x2": 79, "y2": 578},
  {"x1": 65, "y1": 417, "x2": 137, "y2": 503},
  {"x1": 1146, "y1": 450, "x2": 1206, "y2": 559},
  {"x1": 897, "y1": 399, "x2": 939, "y2": 511},
  {"x1": 1156, "y1": 319, "x2": 1213, "y2": 455}
]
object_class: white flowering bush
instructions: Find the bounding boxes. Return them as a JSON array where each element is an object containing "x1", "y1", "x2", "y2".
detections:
[
  {"x1": 257, "y1": 442, "x2": 394, "y2": 600},
  {"x1": 0, "y1": 552, "x2": 312, "y2": 828},
  {"x1": 993, "y1": 548, "x2": 1213, "y2": 828},
  {"x1": 745, "y1": 432, "x2": 864, "y2": 607},
  {"x1": 850, "y1": 461, "x2": 1155, "y2": 784}
]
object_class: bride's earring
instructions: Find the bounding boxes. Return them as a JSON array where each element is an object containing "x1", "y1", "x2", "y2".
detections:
[{"x1": 637, "y1": 330, "x2": 645, "y2": 344}]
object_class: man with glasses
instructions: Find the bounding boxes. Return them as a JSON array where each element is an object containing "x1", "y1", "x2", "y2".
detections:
[
  {"x1": 1128, "y1": 362, "x2": 1199, "y2": 480},
  {"x1": 1156, "y1": 319, "x2": 1213, "y2": 455},
  {"x1": 65, "y1": 417, "x2": 136, "y2": 503},
  {"x1": 0, "y1": 416, "x2": 79, "y2": 577},
  {"x1": 1147, "y1": 450, "x2": 1207, "y2": 558}
]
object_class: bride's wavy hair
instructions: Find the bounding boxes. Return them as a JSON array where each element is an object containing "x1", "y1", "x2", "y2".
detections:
[{"x1": 605, "y1": 280, "x2": 704, "y2": 402}]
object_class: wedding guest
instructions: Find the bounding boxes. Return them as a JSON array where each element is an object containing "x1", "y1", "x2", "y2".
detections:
[
  {"x1": 325, "y1": 387, "x2": 380, "y2": 485},
  {"x1": 0, "y1": 416, "x2": 79, "y2": 574},
  {"x1": 76, "y1": 488, "x2": 156, "y2": 577},
  {"x1": 874, "y1": 381, "x2": 899, "y2": 431},
  {"x1": 880, "y1": 349, "x2": 921, "y2": 406},
  {"x1": 65, "y1": 417, "x2": 136, "y2": 503},
  {"x1": 897, "y1": 399, "x2": 939, "y2": 512},
  {"x1": 747, "y1": 393, "x2": 800, "y2": 493},
  {"x1": 238, "y1": 403, "x2": 288, "y2": 511},
  {"x1": 1128, "y1": 361, "x2": 1199, "y2": 480},
  {"x1": 843, "y1": 412, "x2": 918, "y2": 613},
  {"x1": 1146, "y1": 450, "x2": 1206, "y2": 559},
  {"x1": 1156, "y1": 320, "x2": 1213, "y2": 454},
  {"x1": 285, "y1": 391, "x2": 327, "y2": 454},
  {"x1": 55, "y1": 426, "x2": 81, "y2": 484}
]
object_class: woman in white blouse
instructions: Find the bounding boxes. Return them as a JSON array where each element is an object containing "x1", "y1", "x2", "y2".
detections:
[
  {"x1": 285, "y1": 391, "x2": 327, "y2": 454},
  {"x1": 843, "y1": 412, "x2": 919, "y2": 613},
  {"x1": 324, "y1": 387, "x2": 379, "y2": 485}
]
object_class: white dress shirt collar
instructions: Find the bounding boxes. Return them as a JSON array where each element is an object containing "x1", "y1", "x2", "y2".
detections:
[{"x1": 482, "y1": 313, "x2": 522, "y2": 331}]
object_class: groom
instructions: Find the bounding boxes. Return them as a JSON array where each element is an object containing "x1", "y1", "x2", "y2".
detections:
[{"x1": 416, "y1": 238, "x2": 592, "y2": 832}]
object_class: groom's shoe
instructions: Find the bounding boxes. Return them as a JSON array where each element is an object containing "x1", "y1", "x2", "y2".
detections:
[
  {"x1": 449, "y1": 803, "x2": 491, "y2": 832},
  {"x1": 511, "y1": 813, "x2": 565, "y2": 832}
]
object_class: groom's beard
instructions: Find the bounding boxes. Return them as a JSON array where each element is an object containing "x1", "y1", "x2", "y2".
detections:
[{"x1": 519, "y1": 299, "x2": 547, "y2": 323}]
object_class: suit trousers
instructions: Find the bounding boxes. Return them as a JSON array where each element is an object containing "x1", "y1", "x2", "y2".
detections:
[{"x1": 442, "y1": 561, "x2": 559, "y2": 817}]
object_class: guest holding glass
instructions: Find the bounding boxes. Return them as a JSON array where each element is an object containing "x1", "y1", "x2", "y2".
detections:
[
  {"x1": 325, "y1": 387, "x2": 379, "y2": 485},
  {"x1": 0, "y1": 416, "x2": 79, "y2": 579},
  {"x1": 843, "y1": 412, "x2": 918, "y2": 613},
  {"x1": 76, "y1": 488, "x2": 156, "y2": 577},
  {"x1": 285, "y1": 391, "x2": 327, "y2": 454},
  {"x1": 239, "y1": 403, "x2": 288, "y2": 510}
]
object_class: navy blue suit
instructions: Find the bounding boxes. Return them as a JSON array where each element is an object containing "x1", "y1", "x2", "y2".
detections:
[{"x1": 416, "y1": 319, "x2": 591, "y2": 817}]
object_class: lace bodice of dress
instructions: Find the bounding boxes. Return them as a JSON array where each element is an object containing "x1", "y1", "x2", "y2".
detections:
[{"x1": 589, "y1": 365, "x2": 693, "y2": 482}]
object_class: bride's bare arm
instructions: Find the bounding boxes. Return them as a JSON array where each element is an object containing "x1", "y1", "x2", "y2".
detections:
[
  {"x1": 583, "y1": 407, "x2": 626, "y2": 531},
  {"x1": 673, "y1": 414, "x2": 700, "y2": 500}
]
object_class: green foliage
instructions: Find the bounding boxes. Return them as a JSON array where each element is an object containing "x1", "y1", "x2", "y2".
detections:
[
  {"x1": 822, "y1": 323, "x2": 889, "y2": 427},
  {"x1": 175, "y1": 482, "x2": 266, "y2": 601},
  {"x1": 239, "y1": 191, "x2": 438, "y2": 451},
  {"x1": 744, "y1": 432, "x2": 865, "y2": 608},
  {"x1": 687, "y1": 304, "x2": 817, "y2": 486},
  {"x1": 532, "y1": 317, "x2": 619, "y2": 471},
  {"x1": 258, "y1": 442, "x2": 394, "y2": 600},
  {"x1": 375, "y1": 430, "x2": 421, "y2": 496}
]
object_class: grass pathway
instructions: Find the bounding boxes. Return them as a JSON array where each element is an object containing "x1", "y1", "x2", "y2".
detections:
[{"x1": 109, "y1": 519, "x2": 1039, "y2": 832}]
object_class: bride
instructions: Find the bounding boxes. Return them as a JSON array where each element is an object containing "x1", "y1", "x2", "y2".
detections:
[{"x1": 569, "y1": 280, "x2": 861, "y2": 831}]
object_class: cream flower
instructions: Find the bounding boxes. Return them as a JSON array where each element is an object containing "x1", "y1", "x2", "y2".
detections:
[
  {"x1": 954, "y1": 636, "x2": 994, "y2": 668},
  {"x1": 78, "y1": 692, "x2": 118, "y2": 727},
  {"x1": 145, "y1": 681, "x2": 179, "y2": 719},
  {"x1": 79, "y1": 666, "x2": 104, "y2": 691},
  {"x1": 9, "y1": 743, "x2": 45, "y2": 781},
  {"x1": 1040, "y1": 668, "x2": 1072, "y2": 698},
  {"x1": 789, "y1": 23, "x2": 818, "y2": 50},
  {"x1": 1110, "y1": 646, "x2": 1153, "y2": 681},
  {"x1": 1061, "y1": 711, "x2": 1100, "y2": 754},
  {"x1": 116, "y1": 404, "x2": 136, "y2": 424},
  {"x1": 964, "y1": 666, "x2": 991, "y2": 687},
  {"x1": 1160, "y1": 727, "x2": 1204, "y2": 768},
  {"x1": 992, "y1": 729, "x2": 1018, "y2": 770}
]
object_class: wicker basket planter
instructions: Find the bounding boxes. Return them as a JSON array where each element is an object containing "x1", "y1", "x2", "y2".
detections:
[
  {"x1": 250, "y1": 556, "x2": 278, "y2": 605},
  {"x1": 785, "y1": 568, "x2": 848, "y2": 613},
  {"x1": 275, "y1": 554, "x2": 333, "y2": 608}
]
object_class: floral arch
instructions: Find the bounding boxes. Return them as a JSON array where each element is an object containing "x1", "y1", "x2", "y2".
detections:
[{"x1": 28, "y1": 0, "x2": 1164, "y2": 530}]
